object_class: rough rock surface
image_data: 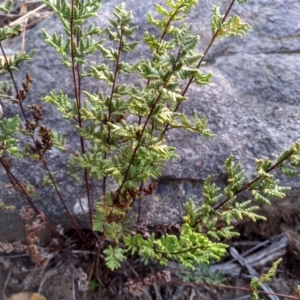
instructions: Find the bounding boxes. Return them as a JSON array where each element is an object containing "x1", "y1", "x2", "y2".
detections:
[{"x1": 1, "y1": 0, "x2": 300, "y2": 237}]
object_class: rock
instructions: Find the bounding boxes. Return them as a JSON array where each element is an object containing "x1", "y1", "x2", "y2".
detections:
[{"x1": 0, "y1": 0, "x2": 300, "y2": 236}]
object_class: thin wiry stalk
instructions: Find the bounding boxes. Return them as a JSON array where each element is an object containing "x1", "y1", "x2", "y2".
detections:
[
  {"x1": 42, "y1": 162, "x2": 85, "y2": 238},
  {"x1": 133, "y1": 4, "x2": 187, "y2": 221},
  {"x1": 103, "y1": 21, "x2": 125, "y2": 196},
  {"x1": 0, "y1": 42, "x2": 85, "y2": 240},
  {"x1": 116, "y1": 49, "x2": 183, "y2": 198},
  {"x1": 146, "y1": 3, "x2": 185, "y2": 87},
  {"x1": 162, "y1": 0, "x2": 236, "y2": 135},
  {"x1": 171, "y1": 280, "x2": 299, "y2": 300},
  {"x1": 213, "y1": 149, "x2": 294, "y2": 210},
  {"x1": 136, "y1": 3, "x2": 185, "y2": 128},
  {"x1": 0, "y1": 157, "x2": 57, "y2": 236},
  {"x1": 191, "y1": 148, "x2": 295, "y2": 229},
  {"x1": 0, "y1": 44, "x2": 30, "y2": 131},
  {"x1": 69, "y1": 0, "x2": 93, "y2": 226}
]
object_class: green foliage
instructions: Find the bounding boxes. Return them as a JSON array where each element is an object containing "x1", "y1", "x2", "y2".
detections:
[
  {"x1": 103, "y1": 245, "x2": 126, "y2": 271},
  {"x1": 124, "y1": 223, "x2": 227, "y2": 270},
  {"x1": 279, "y1": 143, "x2": 300, "y2": 176},
  {"x1": 176, "y1": 263, "x2": 225, "y2": 285},
  {"x1": 42, "y1": 171, "x2": 59, "y2": 190},
  {"x1": 211, "y1": 5, "x2": 251, "y2": 37},
  {"x1": 88, "y1": 279, "x2": 102, "y2": 291},
  {"x1": 0, "y1": 1, "x2": 300, "y2": 298},
  {"x1": 42, "y1": 0, "x2": 102, "y2": 66},
  {"x1": 43, "y1": 91, "x2": 77, "y2": 120},
  {"x1": 51, "y1": 131, "x2": 65, "y2": 151},
  {"x1": 0, "y1": 25, "x2": 21, "y2": 43},
  {"x1": 181, "y1": 144, "x2": 300, "y2": 247},
  {"x1": 0, "y1": 81, "x2": 13, "y2": 99},
  {"x1": 250, "y1": 258, "x2": 282, "y2": 300},
  {"x1": 0, "y1": 0, "x2": 13, "y2": 13},
  {"x1": 0, "y1": 116, "x2": 22, "y2": 157},
  {"x1": 0, "y1": 48, "x2": 35, "y2": 74},
  {"x1": 0, "y1": 201, "x2": 14, "y2": 210}
]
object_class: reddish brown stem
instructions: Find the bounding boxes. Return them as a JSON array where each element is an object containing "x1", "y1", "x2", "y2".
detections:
[
  {"x1": 214, "y1": 148, "x2": 294, "y2": 211},
  {"x1": 0, "y1": 157, "x2": 57, "y2": 236},
  {"x1": 116, "y1": 50, "x2": 183, "y2": 197},
  {"x1": 103, "y1": 22, "x2": 125, "y2": 196},
  {"x1": 0, "y1": 40, "x2": 85, "y2": 240},
  {"x1": 146, "y1": 3, "x2": 185, "y2": 88},
  {"x1": 163, "y1": 0, "x2": 236, "y2": 135},
  {"x1": 69, "y1": 0, "x2": 93, "y2": 227}
]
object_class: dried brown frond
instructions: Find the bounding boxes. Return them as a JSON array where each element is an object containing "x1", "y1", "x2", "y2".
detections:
[
  {"x1": 155, "y1": 270, "x2": 171, "y2": 283},
  {"x1": 25, "y1": 227, "x2": 39, "y2": 244},
  {"x1": 0, "y1": 241, "x2": 14, "y2": 253},
  {"x1": 56, "y1": 224, "x2": 64, "y2": 236},
  {"x1": 12, "y1": 240, "x2": 27, "y2": 252},
  {"x1": 27, "y1": 104, "x2": 43, "y2": 124},
  {"x1": 32, "y1": 212, "x2": 46, "y2": 231},
  {"x1": 31, "y1": 106, "x2": 42, "y2": 123},
  {"x1": 0, "y1": 240, "x2": 27, "y2": 253},
  {"x1": 27, "y1": 244, "x2": 47, "y2": 265},
  {"x1": 26, "y1": 71, "x2": 34, "y2": 83},
  {"x1": 20, "y1": 206, "x2": 34, "y2": 221},
  {"x1": 24, "y1": 213, "x2": 46, "y2": 244},
  {"x1": 38, "y1": 126, "x2": 53, "y2": 153},
  {"x1": 123, "y1": 280, "x2": 144, "y2": 296},
  {"x1": 20, "y1": 209, "x2": 49, "y2": 265},
  {"x1": 16, "y1": 89, "x2": 27, "y2": 102},
  {"x1": 12, "y1": 70, "x2": 32, "y2": 104},
  {"x1": 142, "y1": 182, "x2": 158, "y2": 195},
  {"x1": 6, "y1": 181, "x2": 30, "y2": 194},
  {"x1": 74, "y1": 267, "x2": 88, "y2": 291},
  {"x1": 124, "y1": 270, "x2": 171, "y2": 296},
  {"x1": 25, "y1": 121, "x2": 37, "y2": 132},
  {"x1": 132, "y1": 223, "x2": 181, "y2": 240},
  {"x1": 25, "y1": 125, "x2": 53, "y2": 156},
  {"x1": 1, "y1": 156, "x2": 13, "y2": 169}
]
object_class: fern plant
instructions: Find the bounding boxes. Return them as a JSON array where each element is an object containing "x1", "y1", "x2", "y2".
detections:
[{"x1": 1, "y1": 0, "x2": 300, "y2": 296}]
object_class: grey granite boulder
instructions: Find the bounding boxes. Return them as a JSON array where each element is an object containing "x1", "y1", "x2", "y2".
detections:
[{"x1": 1, "y1": 0, "x2": 300, "y2": 238}]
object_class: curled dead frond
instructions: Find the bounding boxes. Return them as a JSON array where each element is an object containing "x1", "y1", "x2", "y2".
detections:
[
  {"x1": 25, "y1": 227, "x2": 39, "y2": 244},
  {"x1": 0, "y1": 241, "x2": 14, "y2": 253},
  {"x1": 24, "y1": 211, "x2": 46, "y2": 244},
  {"x1": 19, "y1": 205, "x2": 34, "y2": 221},
  {"x1": 21, "y1": 209, "x2": 48, "y2": 265},
  {"x1": 74, "y1": 267, "x2": 88, "y2": 291},
  {"x1": 0, "y1": 240, "x2": 27, "y2": 253},
  {"x1": 1, "y1": 155, "x2": 12, "y2": 169},
  {"x1": 124, "y1": 270, "x2": 171, "y2": 296},
  {"x1": 27, "y1": 244, "x2": 47, "y2": 265},
  {"x1": 65, "y1": 266, "x2": 89, "y2": 291},
  {"x1": 32, "y1": 212, "x2": 46, "y2": 231},
  {"x1": 12, "y1": 240, "x2": 27, "y2": 252}
]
